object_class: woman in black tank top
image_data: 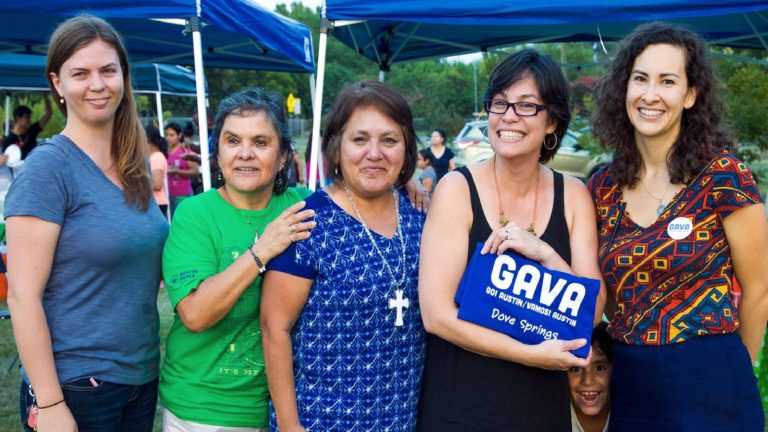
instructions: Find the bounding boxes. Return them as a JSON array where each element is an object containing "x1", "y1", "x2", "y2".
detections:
[{"x1": 417, "y1": 50, "x2": 605, "y2": 431}]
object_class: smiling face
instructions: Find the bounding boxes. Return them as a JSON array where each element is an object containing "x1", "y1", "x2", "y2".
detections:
[
  {"x1": 625, "y1": 43, "x2": 697, "y2": 146},
  {"x1": 50, "y1": 38, "x2": 124, "y2": 128},
  {"x1": 568, "y1": 349, "x2": 612, "y2": 419},
  {"x1": 487, "y1": 75, "x2": 556, "y2": 160},
  {"x1": 339, "y1": 105, "x2": 406, "y2": 199},
  {"x1": 217, "y1": 110, "x2": 286, "y2": 200}
]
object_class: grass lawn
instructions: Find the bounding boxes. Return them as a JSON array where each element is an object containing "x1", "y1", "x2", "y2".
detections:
[{"x1": 0, "y1": 285, "x2": 174, "y2": 431}]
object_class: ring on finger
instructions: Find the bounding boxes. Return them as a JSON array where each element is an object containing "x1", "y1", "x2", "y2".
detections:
[
  {"x1": 288, "y1": 224, "x2": 296, "y2": 234},
  {"x1": 504, "y1": 229, "x2": 511, "y2": 241},
  {"x1": 289, "y1": 233, "x2": 295, "y2": 242}
]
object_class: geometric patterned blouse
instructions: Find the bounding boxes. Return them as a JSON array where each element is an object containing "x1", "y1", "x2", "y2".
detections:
[
  {"x1": 268, "y1": 189, "x2": 426, "y2": 431},
  {"x1": 588, "y1": 152, "x2": 762, "y2": 345}
]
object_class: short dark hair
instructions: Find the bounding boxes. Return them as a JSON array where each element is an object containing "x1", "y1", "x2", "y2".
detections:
[
  {"x1": 211, "y1": 87, "x2": 292, "y2": 194},
  {"x1": 592, "y1": 22, "x2": 724, "y2": 187},
  {"x1": 483, "y1": 49, "x2": 571, "y2": 163},
  {"x1": 592, "y1": 321, "x2": 613, "y2": 361},
  {"x1": 418, "y1": 148, "x2": 435, "y2": 166},
  {"x1": 322, "y1": 80, "x2": 418, "y2": 188},
  {"x1": 165, "y1": 122, "x2": 182, "y2": 136},
  {"x1": 13, "y1": 105, "x2": 32, "y2": 121},
  {"x1": 144, "y1": 125, "x2": 168, "y2": 158}
]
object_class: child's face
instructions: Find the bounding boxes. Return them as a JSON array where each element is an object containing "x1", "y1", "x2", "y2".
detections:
[
  {"x1": 417, "y1": 154, "x2": 427, "y2": 169},
  {"x1": 568, "y1": 349, "x2": 611, "y2": 417}
]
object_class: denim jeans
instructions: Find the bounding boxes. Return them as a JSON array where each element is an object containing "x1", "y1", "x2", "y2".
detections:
[{"x1": 21, "y1": 377, "x2": 158, "y2": 432}]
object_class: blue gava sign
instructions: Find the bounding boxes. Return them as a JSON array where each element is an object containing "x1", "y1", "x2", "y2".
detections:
[{"x1": 455, "y1": 244, "x2": 599, "y2": 358}]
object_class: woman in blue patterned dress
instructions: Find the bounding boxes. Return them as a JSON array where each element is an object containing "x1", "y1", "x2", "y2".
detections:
[
  {"x1": 261, "y1": 80, "x2": 425, "y2": 431},
  {"x1": 589, "y1": 23, "x2": 767, "y2": 431}
]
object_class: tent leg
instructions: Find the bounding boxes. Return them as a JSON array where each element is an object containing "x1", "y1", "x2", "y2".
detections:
[
  {"x1": 309, "y1": 20, "x2": 329, "y2": 192},
  {"x1": 155, "y1": 92, "x2": 164, "y2": 136},
  {"x1": 378, "y1": 70, "x2": 385, "y2": 82},
  {"x1": 190, "y1": 17, "x2": 211, "y2": 192},
  {"x1": 4, "y1": 93, "x2": 10, "y2": 136}
]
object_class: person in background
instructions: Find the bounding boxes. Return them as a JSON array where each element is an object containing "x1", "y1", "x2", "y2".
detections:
[
  {"x1": 285, "y1": 144, "x2": 304, "y2": 187},
  {"x1": 568, "y1": 322, "x2": 612, "y2": 432},
  {"x1": 589, "y1": 22, "x2": 767, "y2": 431},
  {"x1": 262, "y1": 80, "x2": 426, "y2": 431},
  {"x1": 417, "y1": 49, "x2": 604, "y2": 431},
  {"x1": 428, "y1": 128, "x2": 454, "y2": 182},
  {"x1": 6, "y1": 14, "x2": 167, "y2": 432},
  {"x1": 166, "y1": 122, "x2": 198, "y2": 215},
  {"x1": 417, "y1": 148, "x2": 437, "y2": 197},
  {"x1": 145, "y1": 125, "x2": 169, "y2": 217},
  {"x1": 3, "y1": 94, "x2": 53, "y2": 160},
  {"x1": 160, "y1": 87, "x2": 316, "y2": 431}
]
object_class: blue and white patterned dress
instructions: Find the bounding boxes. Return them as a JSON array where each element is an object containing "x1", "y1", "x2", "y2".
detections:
[{"x1": 268, "y1": 189, "x2": 426, "y2": 432}]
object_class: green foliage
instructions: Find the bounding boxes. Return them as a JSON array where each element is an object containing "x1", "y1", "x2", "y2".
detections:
[{"x1": 719, "y1": 60, "x2": 768, "y2": 149}]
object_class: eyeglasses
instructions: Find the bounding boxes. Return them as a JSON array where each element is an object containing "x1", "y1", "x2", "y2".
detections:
[{"x1": 484, "y1": 99, "x2": 548, "y2": 117}]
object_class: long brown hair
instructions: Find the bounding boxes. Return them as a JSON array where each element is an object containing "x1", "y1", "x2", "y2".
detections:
[{"x1": 46, "y1": 14, "x2": 151, "y2": 211}]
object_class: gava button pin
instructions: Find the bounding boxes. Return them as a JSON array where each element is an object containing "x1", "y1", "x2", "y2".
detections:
[{"x1": 667, "y1": 217, "x2": 693, "y2": 239}]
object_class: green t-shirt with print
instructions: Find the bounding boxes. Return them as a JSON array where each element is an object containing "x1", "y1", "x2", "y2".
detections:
[{"x1": 160, "y1": 187, "x2": 311, "y2": 427}]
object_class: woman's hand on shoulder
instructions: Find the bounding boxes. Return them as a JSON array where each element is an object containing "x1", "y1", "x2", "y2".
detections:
[
  {"x1": 253, "y1": 201, "x2": 316, "y2": 262},
  {"x1": 404, "y1": 178, "x2": 430, "y2": 213},
  {"x1": 526, "y1": 338, "x2": 590, "y2": 371}
]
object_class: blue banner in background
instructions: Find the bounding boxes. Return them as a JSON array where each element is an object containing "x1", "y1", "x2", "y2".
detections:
[{"x1": 455, "y1": 243, "x2": 600, "y2": 358}]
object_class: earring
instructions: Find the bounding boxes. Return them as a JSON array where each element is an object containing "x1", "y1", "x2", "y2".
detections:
[
  {"x1": 544, "y1": 133, "x2": 558, "y2": 151},
  {"x1": 59, "y1": 97, "x2": 65, "y2": 104}
]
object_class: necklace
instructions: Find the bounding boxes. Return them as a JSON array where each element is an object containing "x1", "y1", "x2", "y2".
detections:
[
  {"x1": 640, "y1": 176, "x2": 671, "y2": 216},
  {"x1": 493, "y1": 157, "x2": 540, "y2": 235},
  {"x1": 342, "y1": 182, "x2": 410, "y2": 327}
]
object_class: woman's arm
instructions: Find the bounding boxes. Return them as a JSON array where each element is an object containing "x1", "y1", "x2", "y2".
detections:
[
  {"x1": 261, "y1": 271, "x2": 313, "y2": 432},
  {"x1": 6, "y1": 216, "x2": 77, "y2": 431},
  {"x1": 170, "y1": 159, "x2": 199, "y2": 179},
  {"x1": 419, "y1": 172, "x2": 589, "y2": 370},
  {"x1": 724, "y1": 203, "x2": 768, "y2": 362},
  {"x1": 175, "y1": 201, "x2": 315, "y2": 332},
  {"x1": 448, "y1": 158, "x2": 456, "y2": 171},
  {"x1": 151, "y1": 168, "x2": 164, "y2": 191}
]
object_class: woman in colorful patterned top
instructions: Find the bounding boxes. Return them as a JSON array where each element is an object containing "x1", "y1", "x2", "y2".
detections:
[
  {"x1": 589, "y1": 22, "x2": 767, "y2": 431},
  {"x1": 261, "y1": 81, "x2": 426, "y2": 431}
]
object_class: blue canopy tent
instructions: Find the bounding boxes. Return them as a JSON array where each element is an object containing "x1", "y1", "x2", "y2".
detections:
[
  {"x1": 0, "y1": 0, "x2": 315, "y2": 190},
  {"x1": 0, "y1": 53, "x2": 201, "y2": 135},
  {"x1": 304, "y1": 0, "x2": 768, "y2": 187}
]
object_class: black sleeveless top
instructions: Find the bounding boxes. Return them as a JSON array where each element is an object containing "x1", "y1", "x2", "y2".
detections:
[{"x1": 417, "y1": 167, "x2": 571, "y2": 432}]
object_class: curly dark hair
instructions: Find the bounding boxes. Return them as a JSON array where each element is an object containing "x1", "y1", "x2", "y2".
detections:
[
  {"x1": 591, "y1": 321, "x2": 613, "y2": 361},
  {"x1": 483, "y1": 49, "x2": 571, "y2": 163},
  {"x1": 592, "y1": 22, "x2": 727, "y2": 187}
]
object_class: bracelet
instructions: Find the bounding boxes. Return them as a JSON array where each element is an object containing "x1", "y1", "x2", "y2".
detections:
[
  {"x1": 248, "y1": 245, "x2": 266, "y2": 274},
  {"x1": 37, "y1": 399, "x2": 65, "y2": 409}
]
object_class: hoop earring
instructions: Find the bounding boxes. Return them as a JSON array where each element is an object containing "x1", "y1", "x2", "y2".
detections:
[
  {"x1": 481, "y1": 126, "x2": 489, "y2": 142},
  {"x1": 544, "y1": 133, "x2": 558, "y2": 151}
]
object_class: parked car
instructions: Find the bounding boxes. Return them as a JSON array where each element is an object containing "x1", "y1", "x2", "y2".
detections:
[{"x1": 453, "y1": 120, "x2": 611, "y2": 181}]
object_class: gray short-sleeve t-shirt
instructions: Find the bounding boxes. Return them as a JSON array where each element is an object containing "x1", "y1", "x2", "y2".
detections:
[{"x1": 4, "y1": 135, "x2": 168, "y2": 385}]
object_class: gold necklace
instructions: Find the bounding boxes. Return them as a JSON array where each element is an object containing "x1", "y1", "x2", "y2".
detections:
[{"x1": 492, "y1": 156, "x2": 540, "y2": 235}]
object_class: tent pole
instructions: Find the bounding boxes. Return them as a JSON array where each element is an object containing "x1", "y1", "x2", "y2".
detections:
[
  {"x1": 378, "y1": 70, "x2": 385, "y2": 82},
  {"x1": 155, "y1": 92, "x2": 164, "y2": 136},
  {"x1": 4, "y1": 93, "x2": 9, "y2": 136},
  {"x1": 189, "y1": 17, "x2": 211, "y2": 192},
  {"x1": 309, "y1": 18, "x2": 329, "y2": 192}
]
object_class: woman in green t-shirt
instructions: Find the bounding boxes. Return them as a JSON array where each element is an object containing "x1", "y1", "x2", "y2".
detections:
[{"x1": 159, "y1": 88, "x2": 317, "y2": 430}]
